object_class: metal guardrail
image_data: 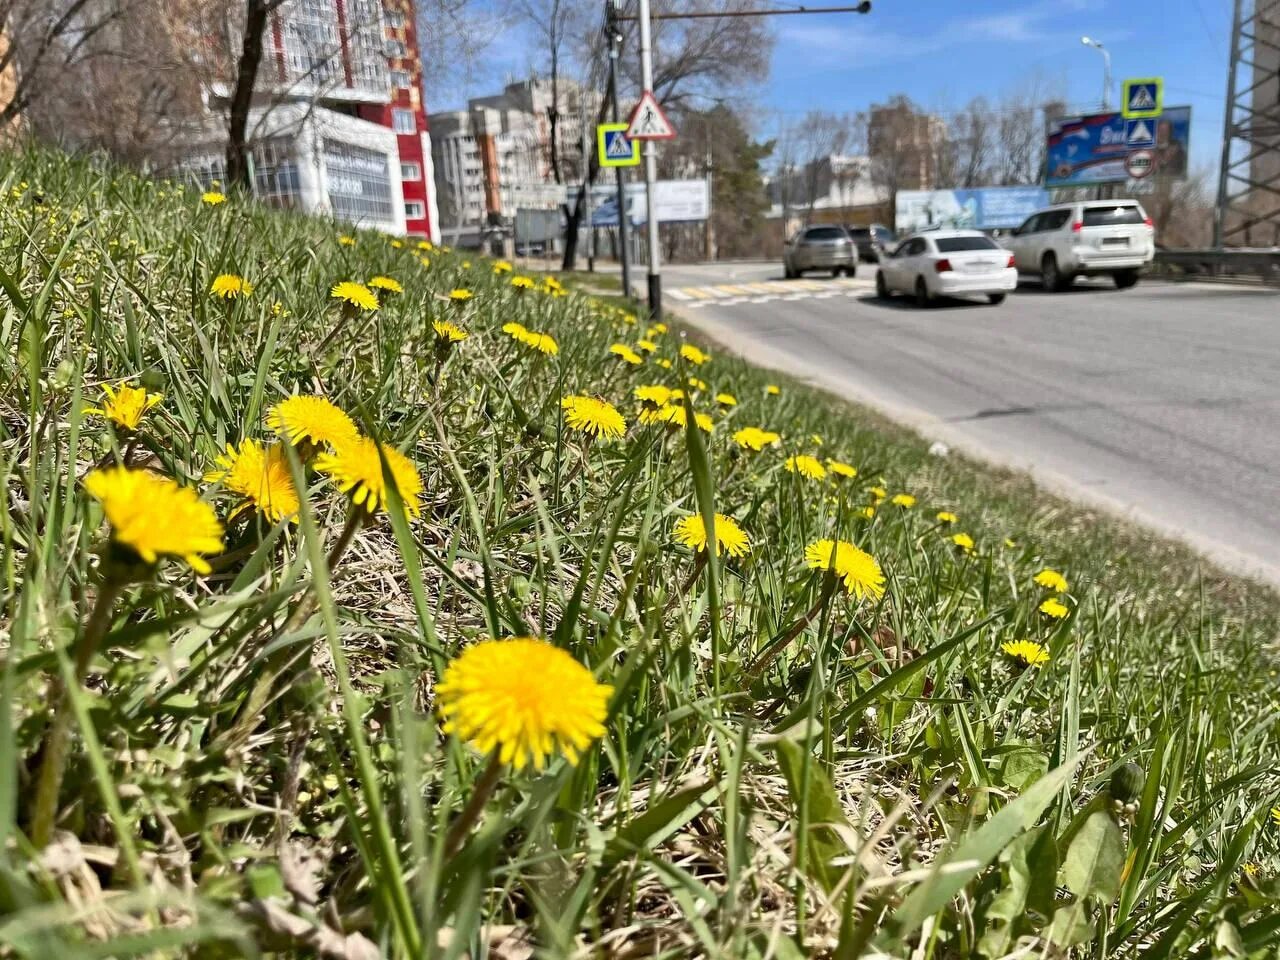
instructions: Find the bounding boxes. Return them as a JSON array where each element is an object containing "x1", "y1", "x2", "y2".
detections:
[{"x1": 1151, "y1": 248, "x2": 1280, "y2": 285}]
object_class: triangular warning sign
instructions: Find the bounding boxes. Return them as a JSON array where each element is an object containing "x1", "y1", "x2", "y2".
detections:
[
  {"x1": 626, "y1": 91, "x2": 677, "y2": 141},
  {"x1": 1128, "y1": 119, "x2": 1153, "y2": 143},
  {"x1": 1129, "y1": 86, "x2": 1155, "y2": 110},
  {"x1": 605, "y1": 131, "x2": 633, "y2": 158}
]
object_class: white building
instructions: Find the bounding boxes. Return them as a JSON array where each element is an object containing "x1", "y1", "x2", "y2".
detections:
[
  {"x1": 176, "y1": 103, "x2": 407, "y2": 235},
  {"x1": 765, "y1": 154, "x2": 887, "y2": 220}
]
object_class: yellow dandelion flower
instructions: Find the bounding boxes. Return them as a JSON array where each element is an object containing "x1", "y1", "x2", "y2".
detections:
[
  {"x1": 609, "y1": 344, "x2": 643, "y2": 365},
  {"x1": 1034, "y1": 569, "x2": 1069, "y2": 592},
  {"x1": 951, "y1": 532, "x2": 975, "y2": 552},
  {"x1": 84, "y1": 467, "x2": 224, "y2": 574},
  {"x1": 543, "y1": 276, "x2": 564, "y2": 292},
  {"x1": 339, "y1": 235, "x2": 357, "y2": 246},
  {"x1": 785, "y1": 455, "x2": 827, "y2": 481},
  {"x1": 657, "y1": 358, "x2": 673, "y2": 369},
  {"x1": 522, "y1": 330, "x2": 559, "y2": 356},
  {"x1": 511, "y1": 275, "x2": 536, "y2": 290},
  {"x1": 636, "y1": 339, "x2": 658, "y2": 353},
  {"x1": 368, "y1": 276, "x2": 403, "y2": 294},
  {"x1": 827, "y1": 459, "x2": 857, "y2": 479},
  {"x1": 210, "y1": 274, "x2": 252, "y2": 299},
  {"x1": 766, "y1": 384, "x2": 780, "y2": 396},
  {"x1": 86, "y1": 382, "x2": 162, "y2": 431},
  {"x1": 804, "y1": 538, "x2": 886, "y2": 600},
  {"x1": 936, "y1": 511, "x2": 958, "y2": 524},
  {"x1": 649, "y1": 322, "x2": 668, "y2": 335},
  {"x1": 1271, "y1": 806, "x2": 1280, "y2": 827},
  {"x1": 436, "y1": 637, "x2": 611, "y2": 771},
  {"x1": 492, "y1": 260, "x2": 513, "y2": 273},
  {"x1": 674, "y1": 513, "x2": 750, "y2": 558},
  {"x1": 267, "y1": 395, "x2": 359, "y2": 449},
  {"x1": 858, "y1": 505, "x2": 876, "y2": 519},
  {"x1": 201, "y1": 191, "x2": 226, "y2": 206},
  {"x1": 1001, "y1": 639, "x2": 1050, "y2": 667},
  {"x1": 432, "y1": 319, "x2": 469, "y2": 342},
  {"x1": 869, "y1": 486, "x2": 887, "y2": 503},
  {"x1": 315, "y1": 435, "x2": 423, "y2": 518},
  {"x1": 417, "y1": 240, "x2": 433, "y2": 251},
  {"x1": 733, "y1": 427, "x2": 781, "y2": 451},
  {"x1": 1004, "y1": 538, "x2": 1018, "y2": 549},
  {"x1": 449, "y1": 288, "x2": 473, "y2": 301},
  {"x1": 688, "y1": 377, "x2": 708, "y2": 391},
  {"x1": 561, "y1": 395, "x2": 626, "y2": 441},
  {"x1": 1039, "y1": 597, "x2": 1070, "y2": 620},
  {"x1": 330, "y1": 281, "x2": 380, "y2": 311},
  {"x1": 892, "y1": 493, "x2": 916, "y2": 508},
  {"x1": 648, "y1": 404, "x2": 712, "y2": 432},
  {"x1": 619, "y1": 311, "x2": 636, "y2": 323},
  {"x1": 205, "y1": 440, "x2": 299, "y2": 523},
  {"x1": 680, "y1": 344, "x2": 710, "y2": 365},
  {"x1": 635, "y1": 384, "x2": 673, "y2": 406},
  {"x1": 391, "y1": 239, "x2": 404, "y2": 249},
  {"x1": 716, "y1": 393, "x2": 737, "y2": 406},
  {"x1": 502, "y1": 322, "x2": 528, "y2": 340}
]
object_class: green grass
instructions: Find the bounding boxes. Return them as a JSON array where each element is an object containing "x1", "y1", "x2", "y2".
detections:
[{"x1": 1, "y1": 146, "x2": 1278, "y2": 958}]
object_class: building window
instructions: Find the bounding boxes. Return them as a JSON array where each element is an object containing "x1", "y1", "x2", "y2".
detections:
[
  {"x1": 390, "y1": 69, "x2": 410, "y2": 89},
  {"x1": 405, "y1": 201, "x2": 425, "y2": 219},
  {"x1": 323, "y1": 139, "x2": 395, "y2": 226},
  {"x1": 392, "y1": 108, "x2": 416, "y2": 133},
  {"x1": 385, "y1": 38, "x2": 406, "y2": 57},
  {"x1": 400, "y1": 161, "x2": 421, "y2": 181},
  {"x1": 385, "y1": 10, "x2": 405, "y2": 28}
]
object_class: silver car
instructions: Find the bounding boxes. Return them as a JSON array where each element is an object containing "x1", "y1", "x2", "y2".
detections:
[{"x1": 783, "y1": 225, "x2": 857, "y2": 279}]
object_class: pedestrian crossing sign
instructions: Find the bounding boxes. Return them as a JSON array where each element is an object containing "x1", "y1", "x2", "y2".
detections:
[
  {"x1": 626, "y1": 90, "x2": 677, "y2": 140},
  {"x1": 597, "y1": 123, "x2": 640, "y2": 167},
  {"x1": 1122, "y1": 78, "x2": 1162, "y2": 119}
]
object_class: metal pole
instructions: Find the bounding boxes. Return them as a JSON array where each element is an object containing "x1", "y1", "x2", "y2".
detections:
[
  {"x1": 704, "y1": 116, "x2": 714, "y2": 260},
  {"x1": 607, "y1": 15, "x2": 633, "y2": 298},
  {"x1": 637, "y1": 0, "x2": 662, "y2": 319},
  {"x1": 1213, "y1": 0, "x2": 1243, "y2": 250},
  {"x1": 1101, "y1": 46, "x2": 1112, "y2": 111},
  {"x1": 582, "y1": 107, "x2": 595, "y2": 271}
]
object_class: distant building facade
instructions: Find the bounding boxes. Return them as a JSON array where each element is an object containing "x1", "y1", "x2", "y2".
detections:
[
  {"x1": 428, "y1": 76, "x2": 601, "y2": 244},
  {"x1": 173, "y1": 0, "x2": 438, "y2": 238},
  {"x1": 867, "y1": 100, "x2": 949, "y2": 191}
]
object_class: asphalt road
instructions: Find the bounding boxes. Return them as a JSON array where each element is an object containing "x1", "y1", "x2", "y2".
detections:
[{"x1": 660, "y1": 261, "x2": 1280, "y2": 583}]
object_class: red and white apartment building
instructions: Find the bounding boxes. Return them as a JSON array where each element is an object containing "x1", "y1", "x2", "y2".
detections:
[{"x1": 178, "y1": 0, "x2": 439, "y2": 239}]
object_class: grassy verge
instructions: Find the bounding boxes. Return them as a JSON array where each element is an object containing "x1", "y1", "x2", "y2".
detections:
[{"x1": 1, "y1": 146, "x2": 1277, "y2": 958}]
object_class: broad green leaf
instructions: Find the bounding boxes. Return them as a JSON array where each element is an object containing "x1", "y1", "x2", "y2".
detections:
[
  {"x1": 887, "y1": 750, "x2": 1087, "y2": 938},
  {"x1": 1061, "y1": 809, "x2": 1126, "y2": 903},
  {"x1": 774, "y1": 738, "x2": 860, "y2": 893}
]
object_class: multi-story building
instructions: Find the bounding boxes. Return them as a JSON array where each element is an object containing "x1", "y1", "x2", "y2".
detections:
[
  {"x1": 428, "y1": 76, "x2": 601, "y2": 246},
  {"x1": 174, "y1": 0, "x2": 438, "y2": 239},
  {"x1": 867, "y1": 100, "x2": 949, "y2": 191}
]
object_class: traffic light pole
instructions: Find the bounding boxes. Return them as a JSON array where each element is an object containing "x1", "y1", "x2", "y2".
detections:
[
  {"x1": 636, "y1": 0, "x2": 662, "y2": 320},
  {"x1": 605, "y1": 11, "x2": 632, "y2": 299}
]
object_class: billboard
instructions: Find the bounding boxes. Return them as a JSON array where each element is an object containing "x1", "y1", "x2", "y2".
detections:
[
  {"x1": 895, "y1": 187, "x2": 1050, "y2": 234},
  {"x1": 1045, "y1": 106, "x2": 1190, "y2": 186},
  {"x1": 566, "y1": 180, "x2": 710, "y2": 225}
]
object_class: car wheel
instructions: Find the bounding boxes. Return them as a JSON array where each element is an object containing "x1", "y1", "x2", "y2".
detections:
[
  {"x1": 876, "y1": 270, "x2": 890, "y2": 299},
  {"x1": 831, "y1": 267, "x2": 841, "y2": 279},
  {"x1": 914, "y1": 277, "x2": 932, "y2": 308},
  {"x1": 784, "y1": 262, "x2": 796, "y2": 279},
  {"x1": 845, "y1": 264, "x2": 857, "y2": 278},
  {"x1": 1042, "y1": 253, "x2": 1070, "y2": 292},
  {"x1": 988, "y1": 292, "x2": 1007, "y2": 305},
  {"x1": 1113, "y1": 269, "x2": 1140, "y2": 289}
]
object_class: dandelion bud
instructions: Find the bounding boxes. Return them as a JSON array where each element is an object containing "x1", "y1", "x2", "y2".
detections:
[{"x1": 1109, "y1": 761, "x2": 1146, "y2": 804}]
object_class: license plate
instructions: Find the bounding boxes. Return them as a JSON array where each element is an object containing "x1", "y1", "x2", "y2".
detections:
[
  {"x1": 1102, "y1": 237, "x2": 1129, "y2": 247},
  {"x1": 960, "y1": 261, "x2": 998, "y2": 273}
]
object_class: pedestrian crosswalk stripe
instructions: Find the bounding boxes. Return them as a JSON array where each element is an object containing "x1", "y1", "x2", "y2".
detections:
[{"x1": 666, "y1": 276, "x2": 875, "y2": 309}]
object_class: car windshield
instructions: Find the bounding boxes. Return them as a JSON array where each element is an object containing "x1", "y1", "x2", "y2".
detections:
[
  {"x1": 935, "y1": 236, "x2": 999, "y2": 252},
  {"x1": 804, "y1": 227, "x2": 846, "y2": 240},
  {"x1": 1082, "y1": 205, "x2": 1144, "y2": 226}
]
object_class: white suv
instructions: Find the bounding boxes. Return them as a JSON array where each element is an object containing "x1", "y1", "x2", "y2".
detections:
[{"x1": 1003, "y1": 201, "x2": 1155, "y2": 291}]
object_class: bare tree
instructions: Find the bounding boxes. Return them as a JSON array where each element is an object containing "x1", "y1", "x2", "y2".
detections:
[
  {"x1": 791, "y1": 110, "x2": 850, "y2": 217},
  {"x1": 948, "y1": 97, "x2": 992, "y2": 187}
]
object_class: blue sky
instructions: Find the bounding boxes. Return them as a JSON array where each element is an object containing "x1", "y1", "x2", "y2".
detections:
[{"x1": 440, "y1": 0, "x2": 1231, "y2": 176}]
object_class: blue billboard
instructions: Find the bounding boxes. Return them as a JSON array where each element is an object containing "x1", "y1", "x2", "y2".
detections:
[
  {"x1": 895, "y1": 187, "x2": 1050, "y2": 234},
  {"x1": 1045, "y1": 106, "x2": 1190, "y2": 186}
]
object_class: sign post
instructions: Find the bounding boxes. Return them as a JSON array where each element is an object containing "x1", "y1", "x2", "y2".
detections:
[
  {"x1": 628, "y1": 0, "x2": 675, "y2": 321},
  {"x1": 605, "y1": 11, "x2": 632, "y2": 298}
]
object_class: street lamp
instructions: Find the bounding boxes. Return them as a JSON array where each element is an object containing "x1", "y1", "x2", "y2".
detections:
[{"x1": 1081, "y1": 36, "x2": 1112, "y2": 111}]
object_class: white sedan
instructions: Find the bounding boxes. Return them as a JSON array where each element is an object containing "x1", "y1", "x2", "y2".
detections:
[{"x1": 876, "y1": 229, "x2": 1018, "y2": 307}]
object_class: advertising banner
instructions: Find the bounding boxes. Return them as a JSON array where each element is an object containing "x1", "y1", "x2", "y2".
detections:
[
  {"x1": 895, "y1": 187, "x2": 1050, "y2": 234},
  {"x1": 1045, "y1": 106, "x2": 1190, "y2": 186},
  {"x1": 566, "y1": 180, "x2": 710, "y2": 225}
]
